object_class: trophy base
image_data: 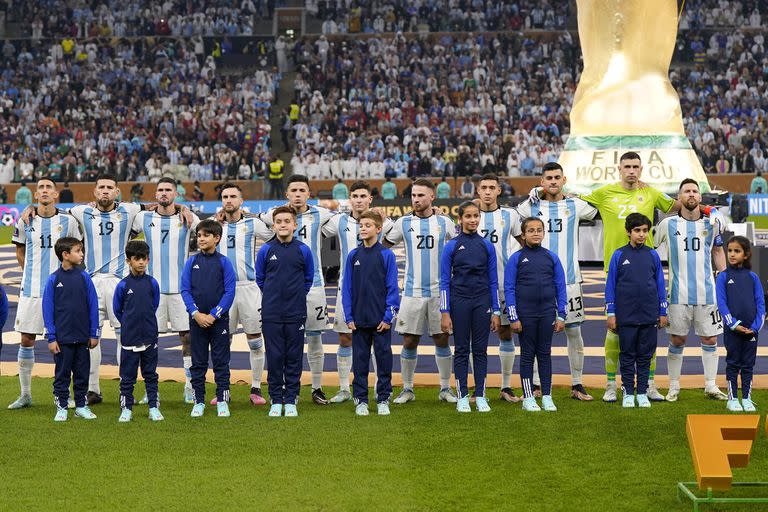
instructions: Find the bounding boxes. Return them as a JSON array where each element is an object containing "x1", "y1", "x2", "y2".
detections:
[{"x1": 558, "y1": 135, "x2": 709, "y2": 195}]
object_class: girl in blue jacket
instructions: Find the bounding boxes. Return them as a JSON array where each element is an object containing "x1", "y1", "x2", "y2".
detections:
[{"x1": 716, "y1": 236, "x2": 765, "y2": 412}]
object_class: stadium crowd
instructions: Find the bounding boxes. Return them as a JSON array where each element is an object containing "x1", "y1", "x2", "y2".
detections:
[
  {"x1": 307, "y1": 0, "x2": 570, "y2": 34},
  {"x1": 9, "y1": 0, "x2": 275, "y2": 38},
  {"x1": 0, "y1": 37, "x2": 279, "y2": 184}
]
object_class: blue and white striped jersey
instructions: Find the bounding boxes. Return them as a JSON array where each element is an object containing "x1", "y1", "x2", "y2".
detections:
[
  {"x1": 70, "y1": 202, "x2": 142, "y2": 278},
  {"x1": 516, "y1": 198, "x2": 598, "y2": 285},
  {"x1": 261, "y1": 205, "x2": 334, "y2": 288},
  {"x1": 132, "y1": 210, "x2": 200, "y2": 294},
  {"x1": 13, "y1": 210, "x2": 81, "y2": 298},
  {"x1": 323, "y1": 212, "x2": 394, "y2": 282},
  {"x1": 384, "y1": 214, "x2": 456, "y2": 298},
  {"x1": 217, "y1": 215, "x2": 274, "y2": 282},
  {"x1": 478, "y1": 207, "x2": 522, "y2": 290},
  {"x1": 655, "y1": 214, "x2": 725, "y2": 305}
]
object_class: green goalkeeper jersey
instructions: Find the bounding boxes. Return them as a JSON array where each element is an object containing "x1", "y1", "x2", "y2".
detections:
[{"x1": 581, "y1": 183, "x2": 675, "y2": 272}]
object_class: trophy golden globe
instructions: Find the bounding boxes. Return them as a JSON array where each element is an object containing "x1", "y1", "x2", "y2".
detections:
[{"x1": 560, "y1": 0, "x2": 710, "y2": 194}]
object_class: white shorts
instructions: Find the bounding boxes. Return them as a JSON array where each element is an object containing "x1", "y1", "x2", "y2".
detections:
[
  {"x1": 93, "y1": 274, "x2": 120, "y2": 328},
  {"x1": 157, "y1": 293, "x2": 190, "y2": 333},
  {"x1": 396, "y1": 296, "x2": 442, "y2": 336},
  {"x1": 565, "y1": 283, "x2": 585, "y2": 326},
  {"x1": 667, "y1": 304, "x2": 723, "y2": 338},
  {"x1": 15, "y1": 296, "x2": 44, "y2": 335},
  {"x1": 498, "y1": 289, "x2": 510, "y2": 326},
  {"x1": 305, "y1": 286, "x2": 328, "y2": 332},
  {"x1": 229, "y1": 281, "x2": 262, "y2": 335},
  {"x1": 333, "y1": 287, "x2": 351, "y2": 334}
]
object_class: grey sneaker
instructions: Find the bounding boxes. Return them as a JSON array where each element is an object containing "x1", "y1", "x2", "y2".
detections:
[
  {"x1": 438, "y1": 388, "x2": 458, "y2": 403},
  {"x1": 329, "y1": 390, "x2": 352, "y2": 403},
  {"x1": 393, "y1": 389, "x2": 415, "y2": 404}
]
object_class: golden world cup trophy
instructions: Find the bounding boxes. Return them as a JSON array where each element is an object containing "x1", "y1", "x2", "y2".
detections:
[{"x1": 560, "y1": 0, "x2": 710, "y2": 194}]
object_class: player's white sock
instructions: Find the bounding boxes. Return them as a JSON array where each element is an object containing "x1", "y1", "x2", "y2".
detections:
[
  {"x1": 337, "y1": 345, "x2": 352, "y2": 392},
  {"x1": 532, "y1": 358, "x2": 541, "y2": 387},
  {"x1": 565, "y1": 326, "x2": 585, "y2": 386},
  {"x1": 499, "y1": 340, "x2": 515, "y2": 389},
  {"x1": 435, "y1": 345, "x2": 453, "y2": 389},
  {"x1": 115, "y1": 330, "x2": 121, "y2": 365},
  {"x1": 18, "y1": 346, "x2": 34, "y2": 397},
  {"x1": 400, "y1": 347, "x2": 418, "y2": 389},
  {"x1": 306, "y1": 333, "x2": 324, "y2": 389},
  {"x1": 666, "y1": 343, "x2": 684, "y2": 391},
  {"x1": 89, "y1": 344, "x2": 101, "y2": 394},
  {"x1": 183, "y1": 356, "x2": 192, "y2": 388},
  {"x1": 247, "y1": 338, "x2": 265, "y2": 388},
  {"x1": 701, "y1": 343, "x2": 719, "y2": 389}
]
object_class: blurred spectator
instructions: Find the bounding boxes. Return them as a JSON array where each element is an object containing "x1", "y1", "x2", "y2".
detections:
[
  {"x1": 14, "y1": 181, "x2": 32, "y2": 205},
  {"x1": 436, "y1": 177, "x2": 451, "y2": 198},
  {"x1": 332, "y1": 178, "x2": 349, "y2": 199},
  {"x1": 59, "y1": 181, "x2": 74, "y2": 203},
  {"x1": 751, "y1": 170, "x2": 767, "y2": 194},
  {"x1": 381, "y1": 176, "x2": 397, "y2": 199}
]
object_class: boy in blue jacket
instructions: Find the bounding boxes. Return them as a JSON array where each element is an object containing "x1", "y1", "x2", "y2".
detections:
[
  {"x1": 256, "y1": 206, "x2": 314, "y2": 418},
  {"x1": 180, "y1": 219, "x2": 236, "y2": 418},
  {"x1": 42, "y1": 237, "x2": 100, "y2": 422},
  {"x1": 605, "y1": 213, "x2": 668, "y2": 409},
  {"x1": 342, "y1": 211, "x2": 400, "y2": 416},
  {"x1": 113, "y1": 240, "x2": 162, "y2": 422}
]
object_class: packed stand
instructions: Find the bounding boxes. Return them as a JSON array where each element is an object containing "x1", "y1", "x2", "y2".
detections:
[
  {"x1": 8, "y1": 0, "x2": 277, "y2": 38},
  {"x1": 0, "y1": 37, "x2": 279, "y2": 184},
  {"x1": 678, "y1": 0, "x2": 764, "y2": 30},
  {"x1": 676, "y1": 27, "x2": 768, "y2": 174},
  {"x1": 287, "y1": 32, "x2": 576, "y2": 179},
  {"x1": 307, "y1": 0, "x2": 570, "y2": 34}
]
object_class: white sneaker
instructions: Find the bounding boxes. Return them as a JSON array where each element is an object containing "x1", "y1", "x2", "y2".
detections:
[
  {"x1": 522, "y1": 397, "x2": 541, "y2": 411},
  {"x1": 54, "y1": 408, "x2": 68, "y2": 422},
  {"x1": 705, "y1": 387, "x2": 728, "y2": 401},
  {"x1": 622, "y1": 394, "x2": 635, "y2": 408},
  {"x1": 727, "y1": 399, "x2": 744, "y2": 412},
  {"x1": 646, "y1": 382, "x2": 665, "y2": 401},
  {"x1": 284, "y1": 404, "x2": 298, "y2": 417},
  {"x1": 742, "y1": 398, "x2": 757, "y2": 412},
  {"x1": 8, "y1": 395, "x2": 32, "y2": 409},
  {"x1": 330, "y1": 390, "x2": 352, "y2": 403},
  {"x1": 190, "y1": 403, "x2": 205, "y2": 417},
  {"x1": 456, "y1": 396, "x2": 471, "y2": 413},
  {"x1": 118, "y1": 408, "x2": 132, "y2": 422},
  {"x1": 602, "y1": 381, "x2": 617, "y2": 403},
  {"x1": 393, "y1": 389, "x2": 415, "y2": 404},
  {"x1": 355, "y1": 402, "x2": 369, "y2": 416},
  {"x1": 636, "y1": 394, "x2": 651, "y2": 408},
  {"x1": 217, "y1": 401, "x2": 230, "y2": 418},
  {"x1": 438, "y1": 388, "x2": 458, "y2": 403},
  {"x1": 541, "y1": 395, "x2": 557, "y2": 412},
  {"x1": 268, "y1": 404, "x2": 283, "y2": 417},
  {"x1": 475, "y1": 397, "x2": 491, "y2": 413},
  {"x1": 665, "y1": 389, "x2": 680, "y2": 402},
  {"x1": 377, "y1": 402, "x2": 391, "y2": 415},
  {"x1": 75, "y1": 406, "x2": 97, "y2": 420}
]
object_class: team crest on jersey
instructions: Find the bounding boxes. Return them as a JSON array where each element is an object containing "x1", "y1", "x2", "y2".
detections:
[
  {"x1": 637, "y1": 196, "x2": 644, "y2": 202},
  {"x1": 116, "y1": 213, "x2": 122, "y2": 220},
  {"x1": 242, "y1": 225, "x2": 248, "y2": 233},
  {"x1": 702, "y1": 230, "x2": 708, "y2": 236},
  {"x1": 56, "y1": 225, "x2": 63, "y2": 232}
]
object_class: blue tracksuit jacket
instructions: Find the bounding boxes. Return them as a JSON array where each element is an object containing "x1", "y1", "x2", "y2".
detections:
[
  {"x1": 504, "y1": 244, "x2": 566, "y2": 322},
  {"x1": 342, "y1": 242, "x2": 400, "y2": 328},
  {"x1": 42, "y1": 267, "x2": 100, "y2": 343},
  {"x1": 605, "y1": 244, "x2": 668, "y2": 326},
  {"x1": 255, "y1": 237, "x2": 314, "y2": 323},
  {"x1": 113, "y1": 272, "x2": 161, "y2": 346},
  {"x1": 439, "y1": 231, "x2": 499, "y2": 313},
  {"x1": 716, "y1": 267, "x2": 765, "y2": 332},
  {"x1": 180, "y1": 250, "x2": 236, "y2": 319}
]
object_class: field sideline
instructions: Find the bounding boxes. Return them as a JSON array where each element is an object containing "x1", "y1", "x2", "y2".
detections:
[{"x1": 3, "y1": 377, "x2": 768, "y2": 511}]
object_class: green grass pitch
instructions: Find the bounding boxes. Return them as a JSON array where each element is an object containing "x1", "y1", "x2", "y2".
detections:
[{"x1": 3, "y1": 377, "x2": 768, "y2": 511}]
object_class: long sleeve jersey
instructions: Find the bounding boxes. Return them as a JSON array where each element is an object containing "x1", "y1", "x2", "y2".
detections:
[
  {"x1": 504, "y1": 244, "x2": 567, "y2": 322},
  {"x1": 342, "y1": 242, "x2": 400, "y2": 328},
  {"x1": 439, "y1": 231, "x2": 499, "y2": 313},
  {"x1": 716, "y1": 267, "x2": 766, "y2": 333},
  {"x1": 42, "y1": 267, "x2": 100, "y2": 343},
  {"x1": 113, "y1": 273, "x2": 161, "y2": 346},
  {"x1": 180, "y1": 251, "x2": 236, "y2": 319},
  {"x1": 255, "y1": 238, "x2": 314, "y2": 323},
  {"x1": 605, "y1": 244, "x2": 668, "y2": 326}
]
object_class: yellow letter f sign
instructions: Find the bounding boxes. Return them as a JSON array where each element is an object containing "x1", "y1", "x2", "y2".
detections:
[{"x1": 686, "y1": 415, "x2": 760, "y2": 490}]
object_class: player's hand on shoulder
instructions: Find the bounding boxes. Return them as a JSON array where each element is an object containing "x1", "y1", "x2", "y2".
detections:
[
  {"x1": 176, "y1": 204, "x2": 195, "y2": 227},
  {"x1": 20, "y1": 205, "x2": 36, "y2": 225},
  {"x1": 527, "y1": 186, "x2": 543, "y2": 204}
]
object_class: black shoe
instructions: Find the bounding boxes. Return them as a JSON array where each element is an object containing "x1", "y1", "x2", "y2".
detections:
[
  {"x1": 312, "y1": 388, "x2": 329, "y2": 405},
  {"x1": 570, "y1": 384, "x2": 594, "y2": 401},
  {"x1": 86, "y1": 391, "x2": 103, "y2": 405}
]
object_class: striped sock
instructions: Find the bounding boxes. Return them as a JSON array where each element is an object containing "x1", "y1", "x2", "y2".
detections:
[
  {"x1": 337, "y1": 345, "x2": 352, "y2": 392},
  {"x1": 701, "y1": 343, "x2": 719, "y2": 389},
  {"x1": 666, "y1": 343, "x2": 684, "y2": 391},
  {"x1": 499, "y1": 341, "x2": 515, "y2": 389},
  {"x1": 400, "y1": 347, "x2": 418, "y2": 390},
  {"x1": 435, "y1": 346, "x2": 452, "y2": 389}
]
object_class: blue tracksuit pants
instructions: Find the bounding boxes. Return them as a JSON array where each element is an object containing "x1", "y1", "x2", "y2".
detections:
[
  {"x1": 519, "y1": 315, "x2": 554, "y2": 398},
  {"x1": 263, "y1": 321, "x2": 304, "y2": 405},
  {"x1": 724, "y1": 330, "x2": 758, "y2": 400},
  {"x1": 53, "y1": 342, "x2": 90, "y2": 409},
  {"x1": 352, "y1": 327, "x2": 393, "y2": 404},
  {"x1": 119, "y1": 344, "x2": 159, "y2": 410},
  {"x1": 617, "y1": 324, "x2": 657, "y2": 395},
  {"x1": 451, "y1": 296, "x2": 490, "y2": 398},
  {"x1": 190, "y1": 316, "x2": 231, "y2": 404}
]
